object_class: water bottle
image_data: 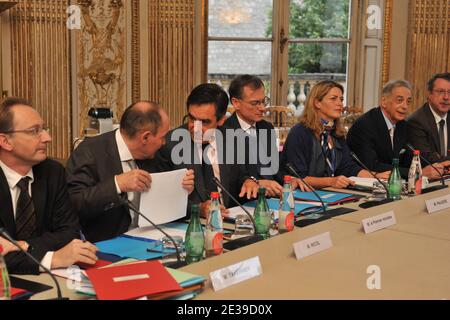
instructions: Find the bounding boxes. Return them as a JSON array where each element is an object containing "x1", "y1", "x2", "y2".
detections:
[
  {"x1": 185, "y1": 204, "x2": 205, "y2": 264},
  {"x1": 253, "y1": 188, "x2": 271, "y2": 239},
  {"x1": 205, "y1": 192, "x2": 223, "y2": 257},
  {"x1": 388, "y1": 158, "x2": 402, "y2": 200},
  {"x1": 0, "y1": 245, "x2": 11, "y2": 300},
  {"x1": 408, "y1": 150, "x2": 423, "y2": 195},
  {"x1": 278, "y1": 176, "x2": 295, "y2": 233}
]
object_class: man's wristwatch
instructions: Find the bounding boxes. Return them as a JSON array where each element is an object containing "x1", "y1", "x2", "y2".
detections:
[{"x1": 249, "y1": 176, "x2": 260, "y2": 185}]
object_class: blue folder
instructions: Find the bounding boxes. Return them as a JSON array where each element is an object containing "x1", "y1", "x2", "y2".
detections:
[
  {"x1": 293, "y1": 190, "x2": 357, "y2": 204},
  {"x1": 244, "y1": 198, "x2": 323, "y2": 216}
]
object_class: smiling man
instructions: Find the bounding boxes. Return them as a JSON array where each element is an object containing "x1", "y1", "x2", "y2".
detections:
[
  {"x1": 347, "y1": 80, "x2": 443, "y2": 179},
  {"x1": 407, "y1": 72, "x2": 450, "y2": 164}
]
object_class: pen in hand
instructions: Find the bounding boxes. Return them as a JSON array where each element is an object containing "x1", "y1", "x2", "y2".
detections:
[{"x1": 79, "y1": 230, "x2": 86, "y2": 243}]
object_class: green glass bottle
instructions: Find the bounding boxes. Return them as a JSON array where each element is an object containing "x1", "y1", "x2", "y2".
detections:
[
  {"x1": 388, "y1": 158, "x2": 402, "y2": 200},
  {"x1": 185, "y1": 204, "x2": 205, "y2": 264},
  {"x1": 253, "y1": 188, "x2": 271, "y2": 239}
]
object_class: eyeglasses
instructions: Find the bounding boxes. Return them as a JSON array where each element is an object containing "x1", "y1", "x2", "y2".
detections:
[
  {"x1": 239, "y1": 96, "x2": 271, "y2": 108},
  {"x1": 1, "y1": 126, "x2": 50, "y2": 136},
  {"x1": 432, "y1": 89, "x2": 450, "y2": 97}
]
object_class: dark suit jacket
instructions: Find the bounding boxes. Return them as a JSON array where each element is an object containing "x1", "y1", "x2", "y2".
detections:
[
  {"x1": 223, "y1": 113, "x2": 279, "y2": 182},
  {"x1": 66, "y1": 130, "x2": 155, "y2": 243},
  {"x1": 407, "y1": 103, "x2": 450, "y2": 163},
  {"x1": 153, "y1": 124, "x2": 251, "y2": 211},
  {"x1": 0, "y1": 159, "x2": 79, "y2": 275},
  {"x1": 347, "y1": 107, "x2": 411, "y2": 178}
]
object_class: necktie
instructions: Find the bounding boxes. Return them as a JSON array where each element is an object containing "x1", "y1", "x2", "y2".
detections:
[
  {"x1": 389, "y1": 127, "x2": 395, "y2": 149},
  {"x1": 15, "y1": 177, "x2": 36, "y2": 240},
  {"x1": 202, "y1": 143, "x2": 218, "y2": 195},
  {"x1": 126, "y1": 160, "x2": 140, "y2": 228},
  {"x1": 439, "y1": 119, "x2": 446, "y2": 157}
]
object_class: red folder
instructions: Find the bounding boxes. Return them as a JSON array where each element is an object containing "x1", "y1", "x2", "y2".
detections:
[
  {"x1": 78, "y1": 259, "x2": 112, "y2": 270},
  {"x1": 86, "y1": 261, "x2": 182, "y2": 300}
]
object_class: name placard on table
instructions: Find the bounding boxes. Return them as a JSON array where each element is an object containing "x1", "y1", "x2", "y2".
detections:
[
  {"x1": 361, "y1": 211, "x2": 396, "y2": 234},
  {"x1": 425, "y1": 194, "x2": 450, "y2": 214},
  {"x1": 209, "y1": 256, "x2": 262, "y2": 292},
  {"x1": 293, "y1": 232, "x2": 333, "y2": 260}
]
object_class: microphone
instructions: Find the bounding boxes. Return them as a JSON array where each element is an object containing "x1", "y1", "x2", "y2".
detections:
[
  {"x1": 285, "y1": 163, "x2": 327, "y2": 215},
  {"x1": 211, "y1": 177, "x2": 264, "y2": 250},
  {"x1": 0, "y1": 228, "x2": 67, "y2": 300},
  {"x1": 122, "y1": 199, "x2": 186, "y2": 269},
  {"x1": 406, "y1": 143, "x2": 448, "y2": 192}
]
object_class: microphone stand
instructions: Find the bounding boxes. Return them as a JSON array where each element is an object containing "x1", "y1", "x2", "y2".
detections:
[
  {"x1": 406, "y1": 143, "x2": 448, "y2": 193},
  {"x1": 212, "y1": 177, "x2": 264, "y2": 250},
  {"x1": 124, "y1": 200, "x2": 186, "y2": 269},
  {"x1": 0, "y1": 228, "x2": 67, "y2": 300},
  {"x1": 285, "y1": 163, "x2": 327, "y2": 215},
  {"x1": 349, "y1": 152, "x2": 394, "y2": 208}
]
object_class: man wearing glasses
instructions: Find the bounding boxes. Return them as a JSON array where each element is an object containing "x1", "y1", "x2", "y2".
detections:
[
  {"x1": 408, "y1": 72, "x2": 450, "y2": 164},
  {"x1": 0, "y1": 97, "x2": 98, "y2": 274}
]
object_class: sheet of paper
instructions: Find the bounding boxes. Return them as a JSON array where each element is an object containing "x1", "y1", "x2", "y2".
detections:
[
  {"x1": 126, "y1": 223, "x2": 188, "y2": 241},
  {"x1": 349, "y1": 177, "x2": 378, "y2": 188},
  {"x1": 139, "y1": 169, "x2": 188, "y2": 226}
]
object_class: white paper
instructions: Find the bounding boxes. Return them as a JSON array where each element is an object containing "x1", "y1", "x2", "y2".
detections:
[
  {"x1": 361, "y1": 211, "x2": 397, "y2": 234},
  {"x1": 349, "y1": 177, "x2": 378, "y2": 188},
  {"x1": 425, "y1": 194, "x2": 450, "y2": 214},
  {"x1": 293, "y1": 232, "x2": 333, "y2": 260},
  {"x1": 210, "y1": 256, "x2": 262, "y2": 291},
  {"x1": 126, "y1": 225, "x2": 188, "y2": 241},
  {"x1": 139, "y1": 169, "x2": 188, "y2": 226},
  {"x1": 227, "y1": 206, "x2": 255, "y2": 220}
]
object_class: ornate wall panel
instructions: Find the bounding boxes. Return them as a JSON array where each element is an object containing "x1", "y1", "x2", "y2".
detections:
[
  {"x1": 148, "y1": 0, "x2": 195, "y2": 128},
  {"x1": 381, "y1": 0, "x2": 393, "y2": 87},
  {"x1": 9, "y1": 0, "x2": 71, "y2": 159},
  {"x1": 407, "y1": 0, "x2": 450, "y2": 111},
  {"x1": 76, "y1": 0, "x2": 126, "y2": 135}
]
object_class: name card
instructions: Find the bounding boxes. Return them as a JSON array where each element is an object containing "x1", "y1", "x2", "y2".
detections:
[
  {"x1": 362, "y1": 211, "x2": 396, "y2": 234},
  {"x1": 293, "y1": 232, "x2": 333, "y2": 260},
  {"x1": 426, "y1": 194, "x2": 450, "y2": 214},
  {"x1": 209, "y1": 256, "x2": 262, "y2": 292}
]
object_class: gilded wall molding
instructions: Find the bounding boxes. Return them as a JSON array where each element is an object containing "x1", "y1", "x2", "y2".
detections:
[
  {"x1": 131, "y1": 0, "x2": 140, "y2": 102},
  {"x1": 381, "y1": 0, "x2": 393, "y2": 87},
  {"x1": 76, "y1": 0, "x2": 126, "y2": 135}
]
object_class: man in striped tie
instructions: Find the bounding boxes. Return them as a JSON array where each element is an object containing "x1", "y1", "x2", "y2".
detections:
[{"x1": 0, "y1": 97, "x2": 98, "y2": 275}]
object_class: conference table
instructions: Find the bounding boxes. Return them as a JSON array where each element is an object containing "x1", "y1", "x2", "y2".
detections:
[{"x1": 17, "y1": 185, "x2": 450, "y2": 300}]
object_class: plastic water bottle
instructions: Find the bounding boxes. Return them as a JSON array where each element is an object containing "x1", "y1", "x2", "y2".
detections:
[
  {"x1": 253, "y1": 188, "x2": 271, "y2": 239},
  {"x1": 408, "y1": 150, "x2": 423, "y2": 195},
  {"x1": 278, "y1": 176, "x2": 295, "y2": 233},
  {"x1": 388, "y1": 158, "x2": 402, "y2": 200},
  {"x1": 205, "y1": 192, "x2": 223, "y2": 257},
  {"x1": 0, "y1": 245, "x2": 11, "y2": 300},
  {"x1": 185, "y1": 204, "x2": 205, "y2": 264}
]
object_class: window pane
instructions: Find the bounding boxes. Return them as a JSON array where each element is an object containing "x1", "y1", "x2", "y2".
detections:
[
  {"x1": 289, "y1": 0, "x2": 350, "y2": 39},
  {"x1": 208, "y1": 0, "x2": 273, "y2": 38},
  {"x1": 287, "y1": 43, "x2": 348, "y2": 108},
  {"x1": 208, "y1": 41, "x2": 272, "y2": 98}
]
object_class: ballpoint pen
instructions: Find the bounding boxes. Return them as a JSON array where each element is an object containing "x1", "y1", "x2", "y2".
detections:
[{"x1": 79, "y1": 230, "x2": 87, "y2": 242}]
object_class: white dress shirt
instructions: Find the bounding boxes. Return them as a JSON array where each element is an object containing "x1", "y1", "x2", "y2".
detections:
[
  {"x1": 429, "y1": 104, "x2": 448, "y2": 156},
  {"x1": 381, "y1": 109, "x2": 396, "y2": 149},
  {"x1": 236, "y1": 113, "x2": 257, "y2": 137},
  {"x1": 0, "y1": 160, "x2": 53, "y2": 271}
]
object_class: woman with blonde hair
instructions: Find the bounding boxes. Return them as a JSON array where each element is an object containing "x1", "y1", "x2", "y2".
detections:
[{"x1": 280, "y1": 80, "x2": 389, "y2": 189}]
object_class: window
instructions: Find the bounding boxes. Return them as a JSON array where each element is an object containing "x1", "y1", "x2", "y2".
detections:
[{"x1": 206, "y1": 0, "x2": 352, "y2": 111}]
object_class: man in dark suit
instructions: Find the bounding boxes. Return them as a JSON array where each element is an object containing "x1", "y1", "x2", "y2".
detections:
[
  {"x1": 66, "y1": 102, "x2": 194, "y2": 242},
  {"x1": 347, "y1": 80, "x2": 443, "y2": 179},
  {"x1": 154, "y1": 83, "x2": 259, "y2": 218},
  {"x1": 0, "y1": 97, "x2": 98, "y2": 274},
  {"x1": 407, "y1": 72, "x2": 450, "y2": 164},
  {"x1": 224, "y1": 75, "x2": 283, "y2": 197}
]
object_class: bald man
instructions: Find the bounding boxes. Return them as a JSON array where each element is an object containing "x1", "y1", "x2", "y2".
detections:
[{"x1": 66, "y1": 101, "x2": 194, "y2": 242}]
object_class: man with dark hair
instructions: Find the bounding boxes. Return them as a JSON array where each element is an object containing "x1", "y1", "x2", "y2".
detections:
[
  {"x1": 408, "y1": 72, "x2": 450, "y2": 163},
  {"x1": 66, "y1": 101, "x2": 195, "y2": 242},
  {"x1": 155, "y1": 83, "x2": 259, "y2": 217},
  {"x1": 347, "y1": 80, "x2": 442, "y2": 179},
  {"x1": 224, "y1": 75, "x2": 283, "y2": 197},
  {"x1": 0, "y1": 97, "x2": 98, "y2": 274}
]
